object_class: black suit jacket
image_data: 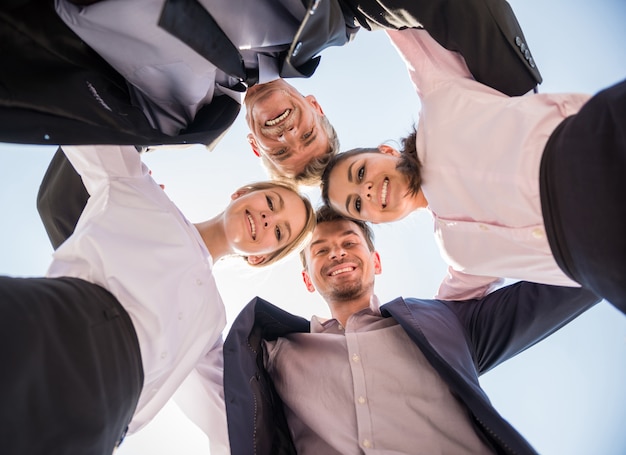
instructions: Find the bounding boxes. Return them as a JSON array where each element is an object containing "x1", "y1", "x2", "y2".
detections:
[
  {"x1": 3, "y1": 0, "x2": 539, "y2": 148},
  {"x1": 0, "y1": 0, "x2": 354, "y2": 148},
  {"x1": 224, "y1": 284, "x2": 598, "y2": 454}
]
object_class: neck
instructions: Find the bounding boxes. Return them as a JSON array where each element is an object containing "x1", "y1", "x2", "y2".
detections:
[
  {"x1": 410, "y1": 188, "x2": 429, "y2": 211},
  {"x1": 194, "y1": 213, "x2": 231, "y2": 262},
  {"x1": 327, "y1": 295, "x2": 372, "y2": 327}
]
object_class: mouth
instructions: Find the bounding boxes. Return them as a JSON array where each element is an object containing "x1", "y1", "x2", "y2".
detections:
[
  {"x1": 327, "y1": 264, "x2": 356, "y2": 277},
  {"x1": 380, "y1": 177, "x2": 389, "y2": 208},
  {"x1": 246, "y1": 210, "x2": 256, "y2": 240},
  {"x1": 265, "y1": 108, "x2": 291, "y2": 126}
]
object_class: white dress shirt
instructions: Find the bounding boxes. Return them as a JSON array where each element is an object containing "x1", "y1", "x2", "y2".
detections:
[
  {"x1": 55, "y1": 0, "x2": 305, "y2": 135},
  {"x1": 46, "y1": 145, "x2": 229, "y2": 454},
  {"x1": 386, "y1": 29, "x2": 590, "y2": 300}
]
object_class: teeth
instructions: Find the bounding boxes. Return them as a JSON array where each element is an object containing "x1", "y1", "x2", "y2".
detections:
[
  {"x1": 381, "y1": 178, "x2": 389, "y2": 208},
  {"x1": 265, "y1": 109, "x2": 290, "y2": 126},
  {"x1": 247, "y1": 213, "x2": 256, "y2": 239},
  {"x1": 331, "y1": 267, "x2": 354, "y2": 276}
]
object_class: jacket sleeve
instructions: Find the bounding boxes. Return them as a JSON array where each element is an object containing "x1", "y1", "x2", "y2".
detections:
[
  {"x1": 448, "y1": 281, "x2": 600, "y2": 374},
  {"x1": 344, "y1": 0, "x2": 542, "y2": 95}
]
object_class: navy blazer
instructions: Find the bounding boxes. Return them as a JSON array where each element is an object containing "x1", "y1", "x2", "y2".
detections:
[{"x1": 223, "y1": 282, "x2": 598, "y2": 455}]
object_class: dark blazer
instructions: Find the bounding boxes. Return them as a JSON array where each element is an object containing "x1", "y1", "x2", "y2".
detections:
[
  {"x1": 223, "y1": 283, "x2": 598, "y2": 455},
  {"x1": 341, "y1": 0, "x2": 542, "y2": 97},
  {"x1": 0, "y1": 0, "x2": 355, "y2": 148},
  {"x1": 2, "y1": 0, "x2": 539, "y2": 148}
]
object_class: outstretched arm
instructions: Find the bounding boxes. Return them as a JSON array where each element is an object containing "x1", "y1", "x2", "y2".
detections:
[
  {"x1": 448, "y1": 281, "x2": 600, "y2": 374},
  {"x1": 37, "y1": 145, "x2": 147, "y2": 248}
]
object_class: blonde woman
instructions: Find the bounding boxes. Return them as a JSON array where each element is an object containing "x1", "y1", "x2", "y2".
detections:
[{"x1": 0, "y1": 144, "x2": 315, "y2": 455}]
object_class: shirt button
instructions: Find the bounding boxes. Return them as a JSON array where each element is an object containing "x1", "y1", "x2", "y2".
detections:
[
  {"x1": 357, "y1": 396, "x2": 366, "y2": 404},
  {"x1": 196, "y1": 279, "x2": 203, "y2": 286},
  {"x1": 337, "y1": 323, "x2": 344, "y2": 331},
  {"x1": 479, "y1": 224, "x2": 489, "y2": 231},
  {"x1": 363, "y1": 439, "x2": 372, "y2": 448},
  {"x1": 178, "y1": 312, "x2": 183, "y2": 320},
  {"x1": 352, "y1": 354, "x2": 360, "y2": 362},
  {"x1": 160, "y1": 351, "x2": 168, "y2": 359},
  {"x1": 532, "y1": 228, "x2": 544, "y2": 239}
]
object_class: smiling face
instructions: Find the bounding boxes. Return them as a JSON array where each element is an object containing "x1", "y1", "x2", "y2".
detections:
[
  {"x1": 326, "y1": 149, "x2": 418, "y2": 223},
  {"x1": 302, "y1": 219, "x2": 381, "y2": 305},
  {"x1": 245, "y1": 79, "x2": 330, "y2": 178},
  {"x1": 223, "y1": 185, "x2": 308, "y2": 262}
]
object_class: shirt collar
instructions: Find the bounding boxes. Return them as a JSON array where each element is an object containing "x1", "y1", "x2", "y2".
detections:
[{"x1": 310, "y1": 295, "x2": 383, "y2": 333}]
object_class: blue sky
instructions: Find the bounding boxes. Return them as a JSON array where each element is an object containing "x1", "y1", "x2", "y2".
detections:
[{"x1": 0, "y1": 0, "x2": 624, "y2": 454}]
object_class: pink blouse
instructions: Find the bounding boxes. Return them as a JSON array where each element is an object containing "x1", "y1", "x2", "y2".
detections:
[{"x1": 386, "y1": 29, "x2": 590, "y2": 299}]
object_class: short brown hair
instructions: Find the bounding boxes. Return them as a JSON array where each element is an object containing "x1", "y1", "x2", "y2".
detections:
[{"x1": 299, "y1": 205, "x2": 375, "y2": 268}]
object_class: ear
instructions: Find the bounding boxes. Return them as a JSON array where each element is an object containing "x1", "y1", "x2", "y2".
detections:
[
  {"x1": 247, "y1": 133, "x2": 261, "y2": 157},
  {"x1": 378, "y1": 144, "x2": 401, "y2": 157},
  {"x1": 372, "y1": 251, "x2": 382, "y2": 275},
  {"x1": 301, "y1": 269, "x2": 316, "y2": 293},
  {"x1": 247, "y1": 255, "x2": 267, "y2": 266},
  {"x1": 304, "y1": 95, "x2": 324, "y2": 116},
  {"x1": 231, "y1": 186, "x2": 251, "y2": 200}
]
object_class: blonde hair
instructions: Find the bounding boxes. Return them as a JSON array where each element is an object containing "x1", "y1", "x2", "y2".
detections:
[{"x1": 238, "y1": 181, "x2": 316, "y2": 267}]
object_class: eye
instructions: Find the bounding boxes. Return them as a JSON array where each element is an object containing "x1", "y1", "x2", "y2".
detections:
[
  {"x1": 266, "y1": 195, "x2": 274, "y2": 211},
  {"x1": 357, "y1": 166, "x2": 364, "y2": 182},
  {"x1": 273, "y1": 149, "x2": 286, "y2": 157},
  {"x1": 275, "y1": 226, "x2": 282, "y2": 241},
  {"x1": 303, "y1": 128, "x2": 313, "y2": 140},
  {"x1": 315, "y1": 248, "x2": 327, "y2": 256},
  {"x1": 354, "y1": 197, "x2": 361, "y2": 213}
]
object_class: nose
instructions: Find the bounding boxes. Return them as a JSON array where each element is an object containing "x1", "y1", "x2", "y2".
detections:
[
  {"x1": 279, "y1": 124, "x2": 297, "y2": 141},
  {"x1": 329, "y1": 245, "x2": 347, "y2": 260},
  {"x1": 360, "y1": 182, "x2": 373, "y2": 200},
  {"x1": 261, "y1": 212, "x2": 274, "y2": 228}
]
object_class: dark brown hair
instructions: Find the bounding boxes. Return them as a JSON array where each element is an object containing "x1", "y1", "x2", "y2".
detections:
[{"x1": 320, "y1": 126, "x2": 421, "y2": 207}]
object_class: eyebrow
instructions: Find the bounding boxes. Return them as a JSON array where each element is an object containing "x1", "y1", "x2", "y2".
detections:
[
  {"x1": 273, "y1": 191, "x2": 292, "y2": 241},
  {"x1": 345, "y1": 195, "x2": 353, "y2": 215},
  {"x1": 274, "y1": 149, "x2": 292, "y2": 163},
  {"x1": 347, "y1": 161, "x2": 355, "y2": 183},
  {"x1": 272, "y1": 190, "x2": 285, "y2": 211},
  {"x1": 309, "y1": 230, "x2": 359, "y2": 248},
  {"x1": 342, "y1": 161, "x2": 357, "y2": 214}
]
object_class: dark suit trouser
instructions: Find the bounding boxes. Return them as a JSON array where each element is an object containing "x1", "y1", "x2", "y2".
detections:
[
  {"x1": 0, "y1": 276, "x2": 144, "y2": 455},
  {"x1": 540, "y1": 79, "x2": 626, "y2": 313}
]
